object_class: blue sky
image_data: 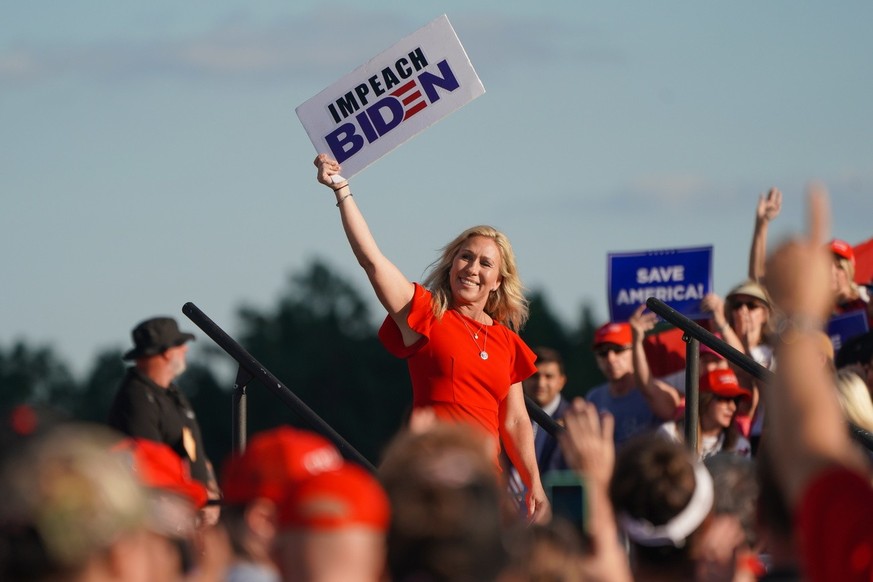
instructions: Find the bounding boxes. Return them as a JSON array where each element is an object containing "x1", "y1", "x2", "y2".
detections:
[{"x1": 3, "y1": 2, "x2": 872, "y2": 375}]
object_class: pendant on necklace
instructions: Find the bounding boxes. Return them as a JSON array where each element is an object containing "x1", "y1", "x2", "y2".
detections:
[
  {"x1": 480, "y1": 351, "x2": 489, "y2": 360},
  {"x1": 473, "y1": 334, "x2": 479, "y2": 339}
]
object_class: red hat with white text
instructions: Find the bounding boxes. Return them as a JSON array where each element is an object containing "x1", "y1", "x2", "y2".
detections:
[
  {"x1": 699, "y1": 369, "x2": 751, "y2": 402},
  {"x1": 221, "y1": 426, "x2": 344, "y2": 506},
  {"x1": 593, "y1": 322, "x2": 633, "y2": 348}
]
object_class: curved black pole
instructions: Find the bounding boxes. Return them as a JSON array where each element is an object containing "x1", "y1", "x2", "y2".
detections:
[
  {"x1": 182, "y1": 302, "x2": 376, "y2": 473},
  {"x1": 645, "y1": 298, "x2": 774, "y2": 383},
  {"x1": 525, "y1": 395, "x2": 565, "y2": 438}
]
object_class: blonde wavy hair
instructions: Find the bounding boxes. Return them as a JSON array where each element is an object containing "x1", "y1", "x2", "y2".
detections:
[
  {"x1": 835, "y1": 369, "x2": 873, "y2": 433},
  {"x1": 836, "y1": 256, "x2": 860, "y2": 297},
  {"x1": 422, "y1": 225, "x2": 529, "y2": 331}
]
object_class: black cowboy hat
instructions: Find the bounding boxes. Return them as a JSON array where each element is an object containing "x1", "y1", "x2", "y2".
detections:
[{"x1": 123, "y1": 317, "x2": 195, "y2": 361}]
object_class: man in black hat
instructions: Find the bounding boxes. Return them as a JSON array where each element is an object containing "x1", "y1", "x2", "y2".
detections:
[{"x1": 108, "y1": 317, "x2": 219, "y2": 500}]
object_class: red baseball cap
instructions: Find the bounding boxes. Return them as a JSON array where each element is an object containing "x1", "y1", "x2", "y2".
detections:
[
  {"x1": 699, "y1": 369, "x2": 751, "y2": 401},
  {"x1": 279, "y1": 463, "x2": 390, "y2": 530},
  {"x1": 593, "y1": 322, "x2": 632, "y2": 348},
  {"x1": 113, "y1": 438, "x2": 208, "y2": 508},
  {"x1": 830, "y1": 239, "x2": 856, "y2": 267},
  {"x1": 221, "y1": 426, "x2": 344, "y2": 505}
]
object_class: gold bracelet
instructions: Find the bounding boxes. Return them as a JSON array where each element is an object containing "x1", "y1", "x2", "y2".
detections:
[{"x1": 335, "y1": 192, "x2": 353, "y2": 207}]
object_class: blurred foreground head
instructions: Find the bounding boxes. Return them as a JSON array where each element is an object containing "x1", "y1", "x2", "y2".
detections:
[
  {"x1": 221, "y1": 426, "x2": 389, "y2": 582},
  {"x1": 275, "y1": 462, "x2": 390, "y2": 582},
  {"x1": 0, "y1": 419, "x2": 150, "y2": 582},
  {"x1": 113, "y1": 437, "x2": 211, "y2": 580},
  {"x1": 379, "y1": 423, "x2": 507, "y2": 582},
  {"x1": 610, "y1": 434, "x2": 714, "y2": 576}
]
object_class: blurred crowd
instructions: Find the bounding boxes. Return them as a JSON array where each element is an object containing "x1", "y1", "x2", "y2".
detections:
[{"x1": 1, "y1": 186, "x2": 871, "y2": 582}]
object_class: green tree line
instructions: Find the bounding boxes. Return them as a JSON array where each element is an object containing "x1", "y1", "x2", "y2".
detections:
[{"x1": 0, "y1": 260, "x2": 606, "y2": 472}]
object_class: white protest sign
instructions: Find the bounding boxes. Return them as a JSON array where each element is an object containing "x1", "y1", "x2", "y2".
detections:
[{"x1": 296, "y1": 14, "x2": 485, "y2": 179}]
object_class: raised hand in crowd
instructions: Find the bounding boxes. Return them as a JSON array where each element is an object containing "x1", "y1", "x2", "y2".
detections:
[
  {"x1": 558, "y1": 399, "x2": 632, "y2": 582},
  {"x1": 757, "y1": 187, "x2": 783, "y2": 223},
  {"x1": 762, "y1": 183, "x2": 872, "y2": 582},
  {"x1": 764, "y1": 185, "x2": 832, "y2": 336},
  {"x1": 749, "y1": 187, "x2": 782, "y2": 282},
  {"x1": 627, "y1": 304, "x2": 681, "y2": 421},
  {"x1": 559, "y1": 399, "x2": 615, "y2": 489},
  {"x1": 701, "y1": 292, "x2": 743, "y2": 351}
]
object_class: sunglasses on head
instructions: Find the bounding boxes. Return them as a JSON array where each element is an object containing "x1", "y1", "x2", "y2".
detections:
[
  {"x1": 731, "y1": 300, "x2": 763, "y2": 311},
  {"x1": 594, "y1": 345, "x2": 631, "y2": 358}
]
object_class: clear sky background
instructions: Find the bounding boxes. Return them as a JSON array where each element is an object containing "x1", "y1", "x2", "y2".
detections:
[{"x1": 3, "y1": 1, "x2": 872, "y2": 376}]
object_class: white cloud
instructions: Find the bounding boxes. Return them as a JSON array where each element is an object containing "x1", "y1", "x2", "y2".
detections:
[
  {"x1": 626, "y1": 173, "x2": 710, "y2": 206},
  {"x1": 0, "y1": 9, "x2": 620, "y2": 85},
  {"x1": 0, "y1": 51, "x2": 42, "y2": 78}
]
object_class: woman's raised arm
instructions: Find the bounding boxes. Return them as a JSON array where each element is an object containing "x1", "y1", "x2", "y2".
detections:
[{"x1": 314, "y1": 154, "x2": 419, "y2": 344}]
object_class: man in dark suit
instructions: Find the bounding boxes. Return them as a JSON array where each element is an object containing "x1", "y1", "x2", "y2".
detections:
[{"x1": 523, "y1": 347, "x2": 571, "y2": 479}]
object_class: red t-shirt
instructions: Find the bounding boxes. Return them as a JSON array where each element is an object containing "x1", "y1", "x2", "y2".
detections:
[
  {"x1": 796, "y1": 465, "x2": 873, "y2": 582},
  {"x1": 379, "y1": 284, "x2": 537, "y2": 446}
]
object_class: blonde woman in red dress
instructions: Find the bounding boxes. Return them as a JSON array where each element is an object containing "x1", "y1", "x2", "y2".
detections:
[{"x1": 314, "y1": 154, "x2": 549, "y2": 522}]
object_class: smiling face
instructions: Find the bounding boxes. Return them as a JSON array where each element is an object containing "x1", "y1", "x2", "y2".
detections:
[
  {"x1": 700, "y1": 393, "x2": 738, "y2": 432},
  {"x1": 449, "y1": 235, "x2": 503, "y2": 310},
  {"x1": 523, "y1": 360, "x2": 567, "y2": 407}
]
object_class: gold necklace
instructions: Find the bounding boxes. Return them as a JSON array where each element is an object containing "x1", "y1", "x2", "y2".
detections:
[
  {"x1": 469, "y1": 318, "x2": 486, "y2": 339},
  {"x1": 460, "y1": 315, "x2": 489, "y2": 360}
]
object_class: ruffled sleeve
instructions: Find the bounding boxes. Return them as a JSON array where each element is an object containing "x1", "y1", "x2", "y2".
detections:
[
  {"x1": 378, "y1": 283, "x2": 432, "y2": 359},
  {"x1": 509, "y1": 334, "x2": 537, "y2": 385}
]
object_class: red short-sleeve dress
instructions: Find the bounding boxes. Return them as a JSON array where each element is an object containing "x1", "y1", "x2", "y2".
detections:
[{"x1": 379, "y1": 284, "x2": 537, "y2": 453}]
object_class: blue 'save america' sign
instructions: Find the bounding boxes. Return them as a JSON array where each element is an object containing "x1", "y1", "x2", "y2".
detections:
[
  {"x1": 827, "y1": 310, "x2": 869, "y2": 354},
  {"x1": 608, "y1": 246, "x2": 713, "y2": 322}
]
